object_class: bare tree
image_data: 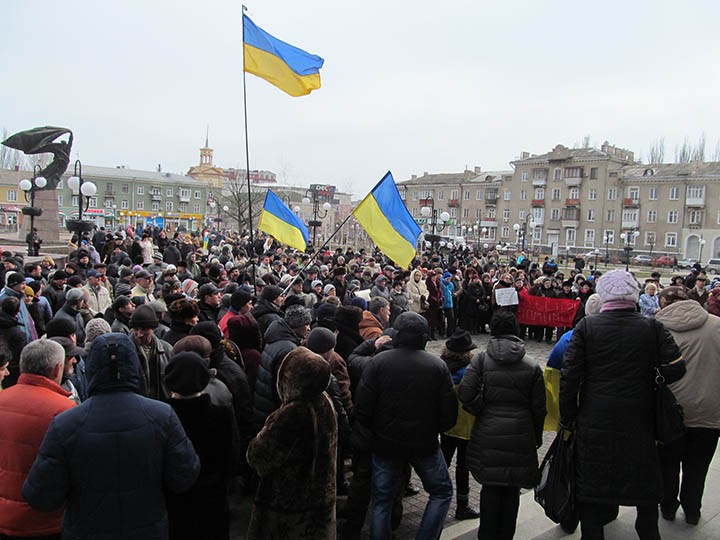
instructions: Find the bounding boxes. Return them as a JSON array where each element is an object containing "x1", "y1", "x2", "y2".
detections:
[
  {"x1": 582, "y1": 135, "x2": 591, "y2": 148},
  {"x1": 675, "y1": 137, "x2": 691, "y2": 163},
  {"x1": 691, "y1": 133, "x2": 706, "y2": 162},
  {"x1": 712, "y1": 141, "x2": 720, "y2": 162},
  {"x1": 648, "y1": 137, "x2": 665, "y2": 164},
  {"x1": 222, "y1": 171, "x2": 265, "y2": 234},
  {"x1": 0, "y1": 128, "x2": 30, "y2": 170}
]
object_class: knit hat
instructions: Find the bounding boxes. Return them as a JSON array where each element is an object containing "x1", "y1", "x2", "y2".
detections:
[
  {"x1": 445, "y1": 329, "x2": 476, "y2": 352},
  {"x1": 393, "y1": 312, "x2": 429, "y2": 348},
  {"x1": 46, "y1": 317, "x2": 77, "y2": 338},
  {"x1": 66, "y1": 288, "x2": 85, "y2": 304},
  {"x1": 230, "y1": 289, "x2": 252, "y2": 310},
  {"x1": 6, "y1": 272, "x2": 25, "y2": 288},
  {"x1": 595, "y1": 269, "x2": 640, "y2": 303},
  {"x1": 284, "y1": 304, "x2": 312, "y2": 328},
  {"x1": 164, "y1": 352, "x2": 210, "y2": 396},
  {"x1": 68, "y1": 275, "x2": 84, "y2": 288},
  {"x1": 85, "y1": 318, "x2": 112, "y2": 345},
  {"x1": 584, "y1": 293, "x2": 604, "y2": 315},
  {"x1": 311, "y1": 279, "x2": 323, "y2": 288},
  {"x1": 307, "y1": 327, "x2": 337, "y2": 354},
  {"x1": 189, "y1": 321, "x2": 222, "y2": 349},
  {"x1": 442, "y1": 271, "x2": 452, "y2": 280},
  {"x1": 49, "y1": 336, "x2": 86, "y2": 358},
  {"x1": 261, "y1": 285, "x2": 283, "y2": 302},
  {"x1": 129, "y1": 305, "x2": 159, "y2": 329},
  {"x1": 181, "y1": 279, "x2": 198, "y2": 297},
  {"x1": 114, "y1": 282, "x2": 133, "y2": 298},
  {"x1": 112, "y1": 295, "x2": 133, "y2": 312},
  {"x1": 51, "y1": 269, "x2": 69, "y2": 280},
  {"x1": 490, "y1": 312, "x2": 519, "y2": 336},
  {"x1": 323, "y1": 284, "x2": 336, "y2": 296},
  {"x1": 350, "y1": 296, "x2": 368, "y2": 310}
]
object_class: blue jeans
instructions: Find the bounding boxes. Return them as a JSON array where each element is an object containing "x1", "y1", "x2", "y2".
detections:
[{"x1": 370, "y1": 448, "x2": 453, "y2": 540}]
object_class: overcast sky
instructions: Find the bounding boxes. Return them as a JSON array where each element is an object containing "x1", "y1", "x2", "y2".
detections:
[{"x1": 3, "y1": 0, "x2": 719, "y2": 196}]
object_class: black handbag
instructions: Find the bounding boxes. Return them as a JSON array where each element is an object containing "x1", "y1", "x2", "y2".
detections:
[
  {"x1": 535, "y1": 427, "x2": 577, "y2": 524},
  {"x1": 650, "y1": 320, "x2": 686, "y2": 445}
]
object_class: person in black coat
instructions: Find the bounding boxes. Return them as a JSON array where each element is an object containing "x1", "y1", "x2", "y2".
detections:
[
  {"x1": 333, "y1": 305, "x2": 364, "y2": 362},
  {"x1": 164, "y1": 352, "x2": 238, "y2": 540},
  {"x1": 458, "y1": 312, "x2": 546, "y2": 540},
  {"x1": 560, "y1": 269, "x2": 686, "y2": 540},
  {"x1": 0, "y1": 297, "x2": 28, "y2": 388},
  {"x1": 22, "y1": 333, "x2": 200, "y2": 540}
]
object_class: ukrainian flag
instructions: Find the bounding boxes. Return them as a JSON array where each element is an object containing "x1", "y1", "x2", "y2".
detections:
[
  {"x1": 258, "y1": 190, "x2": 310, "y2": 251},
  {"x1": 353, "y1": 172, "x2": 422, "y2": 268},
  {"x1": 243, "y1": 15, "x2": 324, "y2": 97}
]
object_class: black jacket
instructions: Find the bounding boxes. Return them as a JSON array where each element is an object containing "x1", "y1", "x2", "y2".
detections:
[
  {"x1": 353, "y1": 345, "x2": 457, "y2": 457},
  {"x1": 0, "y1": 311, "x2": 27, "y2": 388},
  {"x1": 458, "y1": 336, "x2": 545, "y2": 488},
  {"x1": 251, "y1": 297, "x2": 283, "y2": 336},
  {"x1": 560, "y1": 311, "x2": 685, "y2": 505}
]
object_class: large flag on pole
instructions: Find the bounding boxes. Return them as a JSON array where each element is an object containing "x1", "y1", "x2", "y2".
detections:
[
  {"x1": 258, "y1": 190, "x2": 310, "y2": 251},
  {"x1": 242, "y1": 14, "x2": 324, "y2": 97},
  {"x1": 353, "y1": 172, "x2": 422, "y2": 268}
]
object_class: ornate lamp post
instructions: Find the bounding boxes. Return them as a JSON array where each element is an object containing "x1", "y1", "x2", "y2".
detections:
[
  {"x1": 512, "y1": 215, "x2": 536, "y2": 252},
  {"x1": 303, "y1": 188, "x2": 332, "y2": 249},
  {"x1": 699, "y1": 236, "x2": 706, "y2": 263},
  {"x1": 604, "y1": 230, "x2": 611, "y2": 267},
  {"x1": 66, "y1": 160, "x2": 98, "y2": 237},
  {"x1": 18, "y1": 165, "x2": 46, "y2": 256},
  {"x1": 420, "y1": 196, "x2": 449, "y2": 252},
  {"x1": 593, "y1": 248, "x2": 600, "y2": 270},
  {"x1": 619, "y1": 228, "x2": 640, "y2": 272}
]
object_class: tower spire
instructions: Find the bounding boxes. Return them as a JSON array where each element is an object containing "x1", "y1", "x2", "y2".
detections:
[{"x1": 205, "y1": 125, "x2": 209, "y2": 149}]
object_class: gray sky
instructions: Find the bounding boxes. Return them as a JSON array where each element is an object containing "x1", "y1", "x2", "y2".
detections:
[{"x1": 3, "y1": 0, "x2": 719, "y2": 196}]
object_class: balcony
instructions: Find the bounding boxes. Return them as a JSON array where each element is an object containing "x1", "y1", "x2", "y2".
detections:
[
  {"x1": 151, "y1": 193, "x2": 162, "y2": 201},
  {"x1": 419, "y1": 198, "x2": 433, "y2": 207},
  {"x1": 485, "y1": 195, "x2": 498, "y2": 206},
  {"x1": 105, "y1": 188, "x2": 115, "y2": 196},
  {"x1": 179, "y1": 194, "x2": 191, "y2": 203},
  {"x1": 448, "y1": 199, "x2": 460, "y2": 208},
  {"x1": 531, "y1": 199, "x2": 545, "y2": 207},
  {"x1": 687, "y1": 196, "x2": 705, "y2": 207},
  {"x1": 623, "y1": 198, "x2": 640, "y2": 207},
  {"x1": 565, "y1": 198, "x2": 580, "y2": 207},
  {"x1": 564, "y1": 177, "x2": 582, "y2": 187},
  {"x1": 532, "y1": 216, "x2": 544, "y2": 226},
  {"x1": 532, "y1": 178, "x2": 547, "y2": 187},
  {"x1": 622, "y1": 219, "x2": 640, "y2": 228},
  {"x1": 561, "y1": 219, "x2": 580, "y2": 228},
  {"x1": 480, "y1": 220, "x2": 498, "y2": 228}
]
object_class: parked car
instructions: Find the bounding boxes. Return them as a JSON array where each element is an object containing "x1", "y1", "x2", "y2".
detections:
[
  {"x1": 632, "y1": 255, "x2": 653, "y2": 266},
  {"x1": 677, "y1": 258, "x2": 697, "y2": 269},
  {"x1": 705, "y1": 258, "x2": 720, "y2": 274},
  {"x1": 652, "y1": 255, "x2": 675, "y2": 267}
]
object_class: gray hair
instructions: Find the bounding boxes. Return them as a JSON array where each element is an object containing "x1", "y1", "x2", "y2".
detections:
[
  {"x1": 20, "y1": 339, "x2": 65, "y2": 378},
  {"x1": 369, "y1": 296, "x2": 389, "y2": 314}
]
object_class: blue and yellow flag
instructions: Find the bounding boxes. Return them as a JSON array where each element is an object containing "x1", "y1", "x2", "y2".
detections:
[
  {"x1": 353, "y1": 172, "x2": 422, "y2": 268},
  {"x1": 242, "y1": 15, "x2": 324, "y2": 97},
  {"x1": 258, "y1": 190, "x2": 310, "y2": 251}
]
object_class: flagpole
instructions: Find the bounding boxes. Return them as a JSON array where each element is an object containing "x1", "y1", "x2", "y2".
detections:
[
  {"x1": 280, "y1": 213, "x2": 353, "y2": 297},
  {"x1": 241, "y1": 5, "x2": 257, "y2": 295}
]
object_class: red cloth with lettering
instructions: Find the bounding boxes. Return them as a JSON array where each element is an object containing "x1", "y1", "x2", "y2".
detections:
[{"x1": 516, "y1": 289, "x2": 580, "y2": 328}]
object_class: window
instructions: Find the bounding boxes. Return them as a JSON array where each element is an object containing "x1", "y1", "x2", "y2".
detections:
[
  {"x1": 411, "y1": 207, "x2": 417, "y2": 217},
  {"x1": 587, "y1": 209, "x2": 595, "y2": 222},
  {"x1": 665, "y1": 232, "x2": 677, "y2": 248},
  {"x1": 451, "y1": 190, "x2": 458, "y2": 200},
  {"x1": 533, "y1": 169, "x2": 547, "y2": 181},
  {"x1": 72, "y1": 195, "x2": 79, "y2": 207},
  {"x1": 437, "y1": 191, "x2": 443, "y2": 200},
  {"x1": 553, "y1": 168, "x2": 562, "y2": 181},
  {"x1": 137, "y1": 201, "x2": 144, "y2": 210},
  {"x1": 501, "y1": 226, "x2": 510, "y2": 238},
  {"x1": 628, "y1": 186, "x2": 640, "y2": 202},
  {"x1": 89, "y1": 197, "x2": 97, "y2": 208},
  {"x1": 504, "y1": 190, "x2": 512, "y2": 201},
  {"x1": 502, "y1": 208, "x2": 510, "y2": 222},
  {"x1": 121, "y1": 200, "x2": 129, "y2": 209},
  {"x1": 57, "y1": 179, "x2": 63, "y2": 189},
  {"x1": 534, "y1": 188, "x2": 545, "y2": 199},
  {"x1": 180, "y1": 188, "x2": 190, "y2": 199},
  {"x1": 645, "y1": 232, "x2": 656, "y2": 247},
  {"x1": 7, "y1": 190, "x2": 16, "y2": 202},
  {"x1": 584, "y1": 229, "x2": 595, "y2": 247},
  {"x1": 194, "y1": 204, "x2": 200, "y2": 213},
  {"x1": 487, "y1": 208, "x2": 496, "y2": 219},
  {"x1": 647, "y1": 210, "x2": 657, "y2": 223},
  {"x1": 588, "y1": 188, "x2": 597, "y2": 200},
  {"x1": 568, "y1": 187, "x2": 579, "y2": 199},
  {"x1": 551, "y1": 208, "x2": 560, "y2": 220},
  {"x1": 521, "y1": 172, "x2": 528, "y2": 182},
  {"x1": 179, "y1": 203, "x2": 188, "y2": 212},
  {"x1": 552, "y1": 188, "x2": 561, "y2": 201},
  {"x1": 450, "y1": 208, "x2": 457, "y2": 218},
  {"x1": 462, "y1": 208, "x2": 470, "y2": 218},
  {"x1": 58, "y1": 194, "x2": 64, "y2": 205},
  {"x1": 648, "y1": 186, "x2": 658, "y2": 200},
  {"x1": 106, "y1": 183, "x2": 113, "y2": 193},
  {"x1": 590, "y1": 167, "x2": 598, "y2": 179},
  {"x1": 565, "y1": 167, "x2": 582, "y2": 178},
  {"x1": 122, "y1": 184, "x2": 129, "y2": 193},
  {"x1": 669, "y1": 186, "x2": 679, "y2": 200},
  {"x1": 687, "y1": 185, "x2": 705, "y2": 199},
  {"x1": 137, "y1": 185, "x2": 144, "y2": 195},
  {"x1": 463, "y1": 190, "x2": 471, "y2": 201},
  {"x1": 608, "y1": 187, "x2": 617, "y2": 200},
  {"x1": 604, "y1": 230, "x2": 615, "y2": 245},
  {"x1": 566, "y1": 228, "x2": 576, "y2": 247},
  {"x1": 607, "y1": 209, "x2": 615, "y2": 222},
  {"x1": 151, "y1": 201, "x2": 160, "y2": 211},
  {"x1": 519, "y1": 210, "x2": 526, "y2": 221},
  {"x1": 150, "y1": 187, "x2": 161, "y2": 196},
  {"x1": 533, "y1": 228, "x2": 542, "y2": 244},
  {"x1": 667, "y1": 210, "x2": 678, "y2": 224},
  {"x1": 476, "y1": 190, "x2": 483, "y2": 200},
  {"x1": 166, "y1": 201, "x2": 173, "y2": 212},
  {"x1": 689, "y1": 210, "x2": 703, "y2": 225},
  {"x1": 166, "y1": 187, "x2": 173, "y2": 197},
  {"x1": 520, "y1": 190, "x2": 527, "y2": 201},
  {"x1": 717, "y1": 210, "x2": 720, "y2": 225},
  {"x1": 475, "y1": 208, "x2": 482, "y2": 218},
  {"x1": 104, "y1": 199, "x2": 114, "y2": 208},
  {"x1": 194, "y1": 190, "x2": 201, "y2": 199},
  {"x1": 623, "y1": 209, "x2": 639, "y2": 224}
]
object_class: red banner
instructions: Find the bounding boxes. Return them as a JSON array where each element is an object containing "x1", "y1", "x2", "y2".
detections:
[{"x1": 516, "y1": 289, "x2": 580, "y2": 328}]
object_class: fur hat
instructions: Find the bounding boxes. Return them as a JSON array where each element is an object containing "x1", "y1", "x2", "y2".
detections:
[
  {"x1": 284, "y1": 304, "x2": 312, "y2": 328},
  {"x1": 596, "y1": 269, "x2": 640, "y2": 303},
  {"x1": 164, "y1": 352, "x2": 210, "y2": 396},
  {"x1": 168, "y1": 298, "x2": 200, "y2": 321},
  {"x1": 306, "y1": 327, "x2": 337, "y2": 354},
  {"x1": 172, "y1": 335, "x2": 212, "y2": 360},
  {"x1": 276, "y1": 347, "x2": 331, "y2": 403}
]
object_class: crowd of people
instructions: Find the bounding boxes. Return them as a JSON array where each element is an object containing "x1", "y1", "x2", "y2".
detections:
[{"x1": 0, "y1": 223, "x2": 717, "y2": 540}]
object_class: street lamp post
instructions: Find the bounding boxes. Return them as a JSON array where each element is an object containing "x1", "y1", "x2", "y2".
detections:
[
  {"x1": 604, "y1": 230, "x2": 611, "y2": 267},
  {"x1": 67, "y1": 160, "x2": 98, "y2": 236},
  {"x1": 699, "y1": 236, "x2": 706, "y2": 263},
  {"x1": 303, "y1": 188, "x2": 332, "y2": 249},
  {"x1": 593, "y1": 248, "x2": 600, "y2": 270},
  {"x1": 619, "y1": 228, "x2": 640, "y2": 272},
  {"x1": 420, "y1": 196, "x2": 449, "y2": 253},
  {"x1": 18, "y1": 165, "x2": 46, "y2": 256},
  {"x1": 513, "y1": 215, "x2": 537, "y2": 253}
]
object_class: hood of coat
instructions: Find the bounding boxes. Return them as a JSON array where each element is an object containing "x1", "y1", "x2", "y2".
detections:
[
  {"x1": 656, "y1": 299, "x2": 708, "y2": 333},
  {"x1": 264, "y1": 317, "x2": 301, "y2": 345},
  {"x1": 276, "y1": 346, "x2": 331, "y2": 403},
  {"x1": 86, "y1": 332, "x2": 142, "y2": 395},
  {"x1": 486, "y1": 335, "x2": 526, "y2": 364},
  {"x1": 0, "y1": 310, "x2": 20, "y2": 329}
]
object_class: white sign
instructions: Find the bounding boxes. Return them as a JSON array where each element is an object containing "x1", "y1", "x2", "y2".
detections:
[{"x1": 495, "y1": 287, "x2": 519, "y2": 306}]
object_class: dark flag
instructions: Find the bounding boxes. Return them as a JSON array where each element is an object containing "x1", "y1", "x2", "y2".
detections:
[{"x1": 2, "y1": 126, "x2": 74, "y2": 190}]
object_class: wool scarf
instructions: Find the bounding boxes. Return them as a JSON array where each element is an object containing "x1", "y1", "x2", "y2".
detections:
[{"x1": 600, "y1": 299, "x2": 637, "y2": 312}]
